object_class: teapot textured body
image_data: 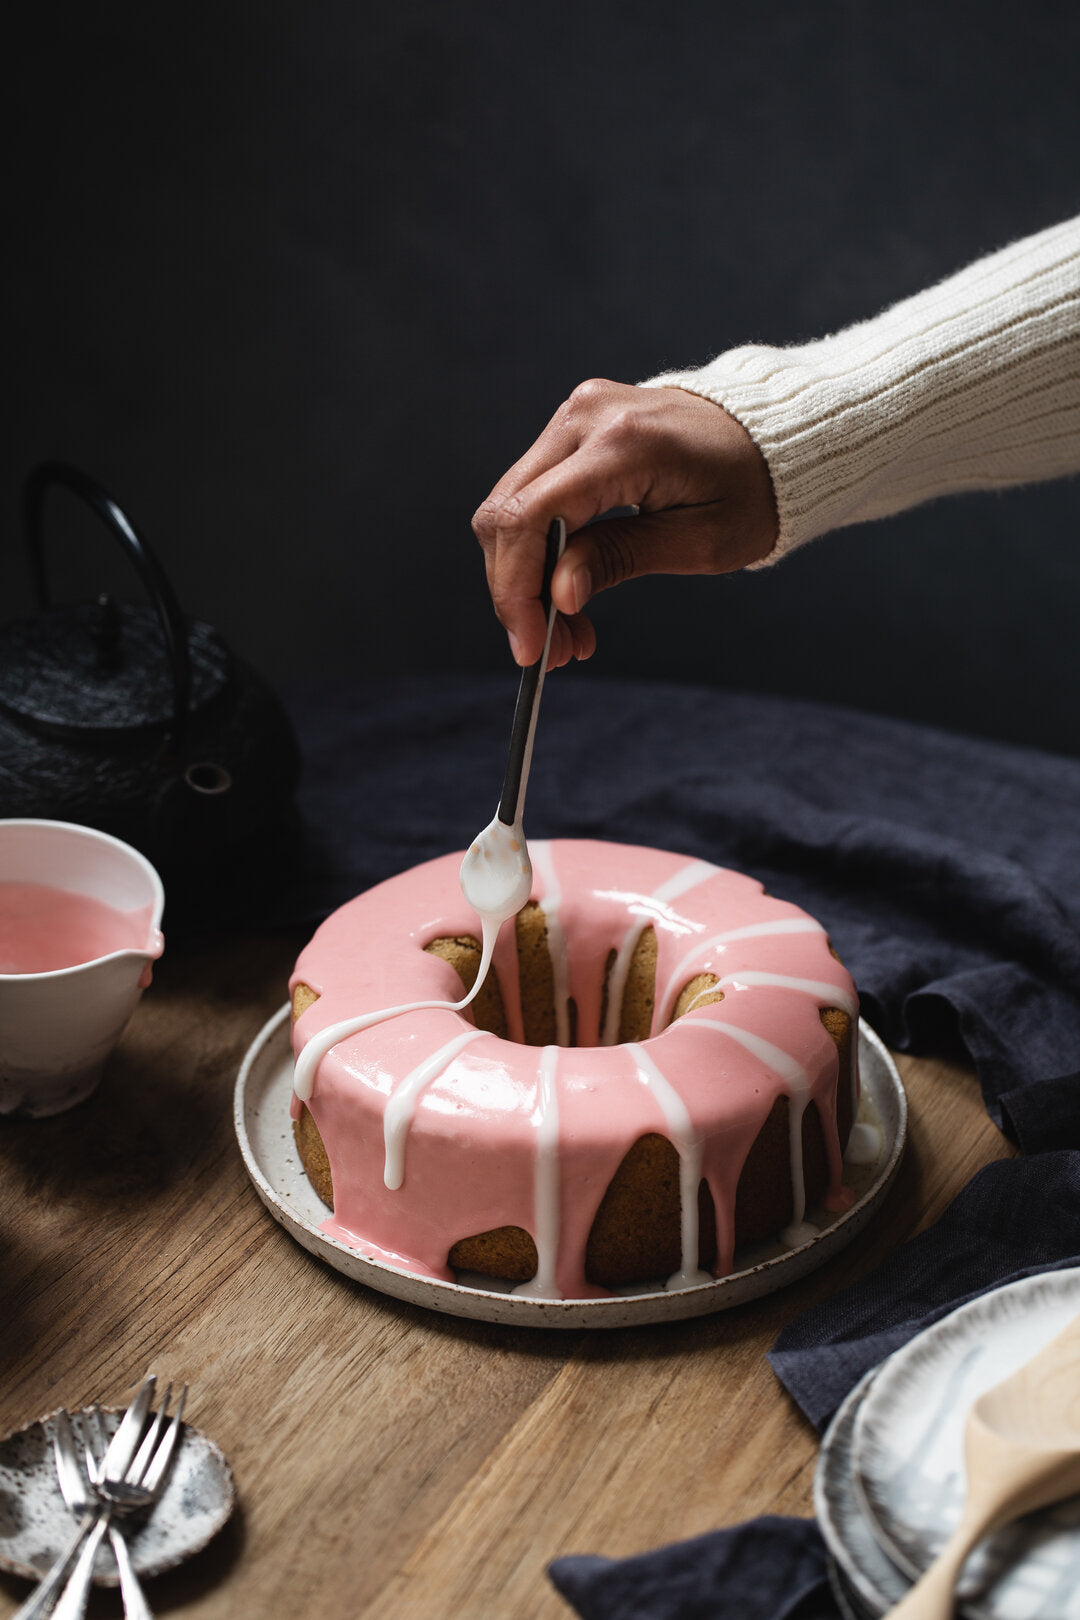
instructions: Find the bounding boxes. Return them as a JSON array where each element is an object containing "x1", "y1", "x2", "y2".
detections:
[{"x1": 0, "y1": 464, "x2": 300, "y2": 923}]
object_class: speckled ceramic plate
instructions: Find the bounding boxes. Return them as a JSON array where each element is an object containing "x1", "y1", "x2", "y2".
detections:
[
  {"x1": 0, "y1": 1407, "x2": 235, "y2": 1587},
  {"x1": 235, "y1": 1007, "x2": 905, "y2": 1328},
  {"x1": 851, "y1": 1270, "x2": 1080, "y2": 1619}
]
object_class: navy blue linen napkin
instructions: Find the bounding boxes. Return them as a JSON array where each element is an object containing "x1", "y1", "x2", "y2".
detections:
[
  {"x1": 550, "y1": 1155, "x2": 1080, "y2": 1620},
  {"x1": 549, "y1": 1517, "x2": 836, "y2": 1620},
  {"x1": 280, "y1": 670, "x2": 1080, "y2": 1145},
  {"x1": 770, "y1": 1152, "x2": 1080, "y2": 1432}
]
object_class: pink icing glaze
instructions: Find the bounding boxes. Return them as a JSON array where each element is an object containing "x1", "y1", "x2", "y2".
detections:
[
  {"x1": 289, "y1": 839, "x2": 859, "y2": 1298},
  {"x1": 0, "y1": 882, "x2": 163, "y2": 975}
]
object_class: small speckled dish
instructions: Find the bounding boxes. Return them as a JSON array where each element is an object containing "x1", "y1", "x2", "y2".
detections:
[
  {"x1": 0, "y1": 1407, "x2": 234, "y2": 1587},
  {"x1": 235, "y1": 1005, "x2": 906, "y2": 1328}
]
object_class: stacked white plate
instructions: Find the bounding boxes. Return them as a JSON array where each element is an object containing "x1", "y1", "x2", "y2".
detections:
[{"x1": 815, "y1": 1268, "x2": 1080, "y2": 1619}]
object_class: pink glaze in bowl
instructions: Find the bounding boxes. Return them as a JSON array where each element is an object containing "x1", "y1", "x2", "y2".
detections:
[{"x1": 0, "y1": 819, "x2": 164, "y2": 1116}]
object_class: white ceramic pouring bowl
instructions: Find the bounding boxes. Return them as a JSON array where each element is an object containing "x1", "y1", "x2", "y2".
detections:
[{"x1": 0, "y1": 819, "x2": 165, "y2": 1116}]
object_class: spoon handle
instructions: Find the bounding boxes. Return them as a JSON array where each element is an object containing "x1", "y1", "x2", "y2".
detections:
[
  {"x1": 885, "y1": 1514, "x2": 983, "y2": 1619},
  {"x1": 886, "y1": 1447, "x2": 1080, "y2": 1619},
  {"x1": 497, "y1": 516, "x2": 567, "y2": 827}
]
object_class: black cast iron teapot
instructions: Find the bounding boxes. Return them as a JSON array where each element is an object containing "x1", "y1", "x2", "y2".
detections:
[{"x1": 0, "y1": 462, "x2": 301, "y2": 925}]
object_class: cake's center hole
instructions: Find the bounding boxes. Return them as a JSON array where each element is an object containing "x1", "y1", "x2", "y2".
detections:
[{"x1": 425, "y1": 903, "x2": 723, "y2": 1049}]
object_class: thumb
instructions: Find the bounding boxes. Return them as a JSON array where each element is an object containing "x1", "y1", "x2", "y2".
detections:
[{"x1": 551, "y1": 508, "x2": 722, "y2": 615}]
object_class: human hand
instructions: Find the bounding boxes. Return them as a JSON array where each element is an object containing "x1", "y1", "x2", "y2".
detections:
[{"x1": 472, "y1": 378, "x2": 778, "y2": 668}]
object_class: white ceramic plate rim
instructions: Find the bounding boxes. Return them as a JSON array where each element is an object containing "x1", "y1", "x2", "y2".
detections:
[
  {"x1": 235, "y1": 1006, "x2": 906, "y2": 1328},
  {"x1": 816, "y1": 1369, "x2": 909, "y2": 1617}
]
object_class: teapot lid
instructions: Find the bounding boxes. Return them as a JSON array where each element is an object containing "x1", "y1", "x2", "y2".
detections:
[{"x1": 0, "y1": 601, "x2": 231, "y2": 735}]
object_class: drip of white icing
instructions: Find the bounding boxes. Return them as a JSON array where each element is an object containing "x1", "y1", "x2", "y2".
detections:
[
  {"x1": 295, "y1": 818, "x2": 527, "y2": 1106},
  {"x1": 655, "y1": 918, "x2": 824, "y2": 1024},
  {"x1": 844, "y1": 1121, "x2": 881, "y2": 1166},
  {"x1": 703, "y1": 971, "x2": 858, "y2": 1019},
  {"x1": 512, "y1": 1045, "x2": 563, "y2": 1299},
  {"x1": 625, "y1": 1041, "x2": 713, "y2": 1292},
  {"x1": 687, "y1": 1020, "x2": 812, "y2": 1229},
  {"x1": 601, "y1": 859, "x2": 719, "y2": 1045},
  {"x1": 292, "y1": 933, "x2": 499, "y2": 1105},
  {"x1": 780, "y1": 1219, "x2": 820, "y2": 1248},
  {"x1": 383, "y1": 1027, "x2": 489, "y2": 1190},
  {"x1": 529, "y1": 841, "x2": 571, "y2": 1047}
]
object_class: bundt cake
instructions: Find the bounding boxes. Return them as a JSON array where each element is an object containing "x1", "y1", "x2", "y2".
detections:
[{"x1": 288, "y1": 839, "x2": 858, "y2": 1298}]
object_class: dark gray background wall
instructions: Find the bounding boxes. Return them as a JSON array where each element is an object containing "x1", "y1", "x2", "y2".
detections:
[{"x1": 5, "y1": 0, "x2": 1079, "y2": 753}]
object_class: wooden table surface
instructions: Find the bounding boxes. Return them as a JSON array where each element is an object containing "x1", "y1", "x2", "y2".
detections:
[{"x1": 0, "y1": 929, "x2": 1015, "y2": 1619}]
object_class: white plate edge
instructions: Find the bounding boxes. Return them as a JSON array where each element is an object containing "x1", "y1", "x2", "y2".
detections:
[{"x1": 234, "y1": 1007, "x2": 907, "y2": 1329}]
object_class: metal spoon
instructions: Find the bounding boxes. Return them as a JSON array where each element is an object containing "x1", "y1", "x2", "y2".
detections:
[{"x1": 459, "y1": 515, "x2": 566, "y2": 936}]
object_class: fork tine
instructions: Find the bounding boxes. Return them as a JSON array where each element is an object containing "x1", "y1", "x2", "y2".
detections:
[
  {"x1": 100, "y1": 1373, "x2": 156, "y2": 1484},
  {"x1": 140, "y1": 1384, "x2": 187, "y2": 1495},
  {"x1": 85, "y1": 1404, "x2": 107, "y2": 1484},
  {"x1": 50, "y1": 1412, "x2": 85, "y2": 1511},
  {"x1": 127, "y1": 1381, "x2": 171, "y2": 1485}
]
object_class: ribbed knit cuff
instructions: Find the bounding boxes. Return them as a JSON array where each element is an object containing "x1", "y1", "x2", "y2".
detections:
[{"x1": 641, "y1": 215, "x2": 1080, "y2": 564}]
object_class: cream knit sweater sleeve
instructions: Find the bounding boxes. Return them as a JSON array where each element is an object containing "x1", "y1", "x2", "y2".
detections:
[{"x1": 641, "y1": 215, "x2": 1080, "y2": 562}]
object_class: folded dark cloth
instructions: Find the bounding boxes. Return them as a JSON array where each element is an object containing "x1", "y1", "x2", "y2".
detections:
[
  {"x1": 551, "y1": 1154, "x2": 1080, "y2": 1620},
  {"x1": 549, "y1": 1517, "x2": 836, "y2": 1620},
  {"x1": 769, "y1": 1152, "x2": 1080, "y2": 1431},
  {"x1": 280, "y1": 672, "x2": 1080, "y2": 1144}
]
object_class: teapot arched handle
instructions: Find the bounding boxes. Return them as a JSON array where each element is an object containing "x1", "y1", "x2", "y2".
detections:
[{"x1": 22, "y1": 462, "x2": 192, "y2": 752}]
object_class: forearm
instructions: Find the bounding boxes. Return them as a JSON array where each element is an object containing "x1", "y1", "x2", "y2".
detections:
[{"x1": 641, "y1": 215, "x2": 1080, "y2": 562}]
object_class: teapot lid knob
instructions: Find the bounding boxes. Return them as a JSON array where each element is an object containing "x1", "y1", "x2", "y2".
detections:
[
  {"x1": 94, "y1": 593, "x2": 122, "y2": 673},
  {"x1": 21, "y1": 462, "x2": 193, "y2": 750}
]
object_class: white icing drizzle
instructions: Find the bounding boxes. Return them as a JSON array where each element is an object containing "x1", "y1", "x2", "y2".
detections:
[
  {"x1": 383, "y1": 1027, "x2": 488, "y2": 1190},
  {"x1": 844, "y1": 1121, "x2": 881, "y2": 1166},
  {"x1": 653, "y1": 857, "x2": 721, "y2": 903},
  {"x1": 601, "y1": 859, "x2": 719, "y2": 1045},
  {"x1": 687, "y1": 1020, "x2": 812, "y2": 1229},
  {"x1": 625, "y1": 1041, "x2": 712, "y2": 1292},
  {"x1": 780, "y1": 1219, "x2": 820, "y2": 1248},
  {"x1": 655, "y1": 918, "x2": 825, "y2": 1024},
  {"x1": 512, "y1": 1045, "x2": 563, "y2": 1299},
  {"x1": 691, "y1": 971, "x2": 858, "y2": 1020},
  {"x1": 292, "y1": 926, "x2": 499, "y2": 1105},
  {"x1": 296, "y1": 782, "x2": 540, "y2": 1110},
  {"x1": 529, "y1": 840, "x2": 572, "y2": 1047}
]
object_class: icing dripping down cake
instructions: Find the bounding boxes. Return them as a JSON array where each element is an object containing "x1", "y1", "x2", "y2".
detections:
[{"x1": 288, "y1": 839, "x2": 859, "y2": 1299}]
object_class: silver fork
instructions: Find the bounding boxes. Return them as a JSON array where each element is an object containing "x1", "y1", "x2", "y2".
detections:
[
  {"x1": 52, "y1": 1407, "x2": 154, "y2": 1620},
  {"x1": 13, "y1": 1376, "x2": 183, "y2": 1620},
  {"x1": 13, "y1": 1376, "x2": 157, "y2": 1620},
  {"x1": 53, "y1": 1380, "x2": 187, "y2": 1620}
]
